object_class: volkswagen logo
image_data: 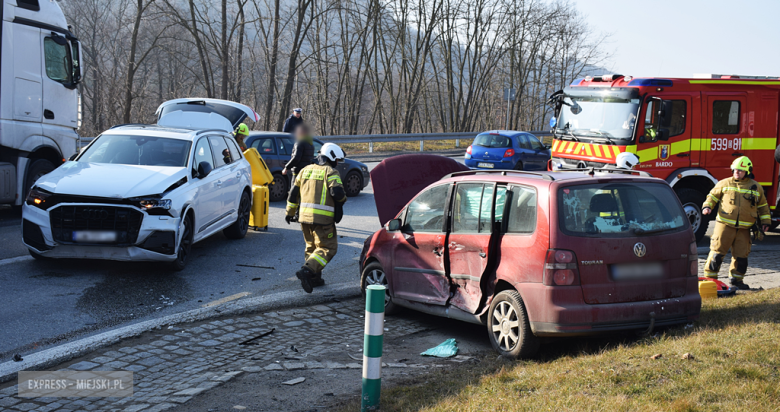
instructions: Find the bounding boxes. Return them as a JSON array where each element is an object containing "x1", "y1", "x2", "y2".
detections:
[
  {"x1": 633, "y1": 242, "x2": 647, "y2": 258},
  {"x1": 81, "y1": 208, "x2": 109, "y2": 220}
]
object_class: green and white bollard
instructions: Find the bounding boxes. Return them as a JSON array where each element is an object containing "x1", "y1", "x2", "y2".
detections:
[{"x1": 361, "y1": 285, "x2": 385, "y2": 411}]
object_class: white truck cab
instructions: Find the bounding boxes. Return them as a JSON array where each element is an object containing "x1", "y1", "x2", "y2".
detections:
[{"x1": 0, "y1": 0, "x2": 82, "y2": 206}]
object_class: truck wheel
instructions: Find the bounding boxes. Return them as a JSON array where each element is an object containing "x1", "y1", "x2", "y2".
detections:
[
  {"x1": 25, "y1": 159, "x2": 56, "y2": 193},
  {"x1": 676, "y1": 188, "x2": 708, "y2": 243},
  {"x1": 487, "y1": 290, "x2": 539, "y2": 359},
  {"x1": 360, "y1": 261, "x2": 398, "y2": 315},
  {"x1": 775, "y1": 144, "x2": 780, "y2": 164}
]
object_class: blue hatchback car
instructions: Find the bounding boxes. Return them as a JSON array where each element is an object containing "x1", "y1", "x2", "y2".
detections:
[{"x1": 464, "y1": 131, "x2": 550, "y2": 171}]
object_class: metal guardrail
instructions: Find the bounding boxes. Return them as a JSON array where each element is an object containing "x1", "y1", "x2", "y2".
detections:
[
  {"x1": 319, "y1": 130, "x2": 553, "y2": 152},
  {"x1": 81, "y1": 130, "x2": 554, "y2": 153}
]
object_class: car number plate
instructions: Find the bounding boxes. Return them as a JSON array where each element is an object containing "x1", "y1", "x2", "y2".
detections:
[
  {"x1": 477, "y1": 162, "x2": 494, "y2": 169},
  {"x1": 72, "y1": 231, "x2": 118, "y2": 243},
  {"x1": 610, "y1": 262, "x2": 664, "y2": 281}
]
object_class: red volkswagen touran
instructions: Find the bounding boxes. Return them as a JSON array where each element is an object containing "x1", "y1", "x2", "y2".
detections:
[{"x1": 360, "y1": 155, "x2": 701, "y2": 358}]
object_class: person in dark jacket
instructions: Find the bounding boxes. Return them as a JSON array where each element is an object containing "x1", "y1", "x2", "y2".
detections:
[
  {"x1": 282, "y1": 108, "x2": 304, "y2": 133},
  {"x1": 282, "y1": 125, "x2": 315, "y2": 177}
]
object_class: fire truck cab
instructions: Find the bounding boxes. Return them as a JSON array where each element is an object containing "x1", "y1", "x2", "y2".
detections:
[{"x1": 548, "y1": 74, "x2": 780, "y2": 242}]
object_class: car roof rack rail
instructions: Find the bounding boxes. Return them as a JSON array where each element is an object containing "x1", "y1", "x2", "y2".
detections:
[
  {"x1": 196, "y1": 129, "x2": 232, "y2": 135},
  {"x1": 556, "y1": 167, "x2": 653, "y2": 177},
  {"x1": 444, "y1": 169, "x2": 555, "y2": 181},
  {"x1": 109, "y1": 123, "x2": 150, "y2": 129}
]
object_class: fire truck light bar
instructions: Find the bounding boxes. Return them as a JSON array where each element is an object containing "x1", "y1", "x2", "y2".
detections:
[{"x1": 627, "y1": 79, "x2": 674, "y2": 87}]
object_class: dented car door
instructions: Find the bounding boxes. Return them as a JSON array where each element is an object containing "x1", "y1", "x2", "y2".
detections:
[{"x1": 390, "y1": 183, "x2": 452, "y2": 305}]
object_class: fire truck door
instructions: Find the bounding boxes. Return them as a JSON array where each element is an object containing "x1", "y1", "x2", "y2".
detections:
[
  {"x1": 702, "y1": 93, "x2": 749, "y2": 182},
  {"x1": 654, "y1": 96, "x2": 693, "y2": 173}
]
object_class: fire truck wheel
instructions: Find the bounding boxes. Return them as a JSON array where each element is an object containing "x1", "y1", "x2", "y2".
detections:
[
  {"x1": 676, "y1": 188, "x2": 708, "y2": 243},
  {"x1": 775, "y1": 144, "x2": 780, "y2": 164}
]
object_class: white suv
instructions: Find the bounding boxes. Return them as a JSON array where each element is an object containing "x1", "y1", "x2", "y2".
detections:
[{"x1": 21, "y1": 98, "x2": 258, "y2": 270}]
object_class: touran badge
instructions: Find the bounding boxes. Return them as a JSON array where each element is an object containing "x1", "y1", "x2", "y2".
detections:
[
  {"x1": 634, "y1": 242, "x2": 647, "y2": 258},
  {"x1": 658, "y1": 144, "x2": 670, "y2": 160}
]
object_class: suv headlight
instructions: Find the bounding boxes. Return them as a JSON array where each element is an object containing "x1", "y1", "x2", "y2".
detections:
[
  {"x1": 138, "y1": 199, "x2": 172, "y2": 210},
  {"x1": 26, "y1": 187, "x2": 52, "y2": 209}
]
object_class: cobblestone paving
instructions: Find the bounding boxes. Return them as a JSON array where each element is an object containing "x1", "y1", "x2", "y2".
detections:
[{"x1": 0, "y1": 299, "x2": 432, "y2": 412}]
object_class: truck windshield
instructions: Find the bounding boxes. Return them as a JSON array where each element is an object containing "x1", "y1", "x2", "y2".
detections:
[
  {"x1": 558, "y1": 182, "x2": 687, "y2": 237},
  {"x1": 558, "y1": 96, "x2": 640, "y2": 141},
  {"x1": 79, "y1": 135, "x2": 192, "y2": 167}
]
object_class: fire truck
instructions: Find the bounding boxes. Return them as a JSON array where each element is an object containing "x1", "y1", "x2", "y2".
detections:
[{"x1": 548, "y1": 74, "x2": 780, "y2": 242}]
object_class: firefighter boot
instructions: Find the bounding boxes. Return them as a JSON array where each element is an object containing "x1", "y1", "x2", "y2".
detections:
[
  {"x1": 730, "y1": 278, "x2": 750, "y2": 290},
  {"x1": 312, "y1": 274, "x2": 325, "y2": 288},
  {"x1": 296, "y1": 266, "x2": 315, "y2": 294}
]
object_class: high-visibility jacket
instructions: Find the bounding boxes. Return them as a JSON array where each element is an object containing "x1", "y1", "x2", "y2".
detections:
[
  {"x1": 286, "y1": 163, "x2": 347, "y2": 225},
  {"x1": 703, "y1": 177, "x2": 771, "y2": 229}
]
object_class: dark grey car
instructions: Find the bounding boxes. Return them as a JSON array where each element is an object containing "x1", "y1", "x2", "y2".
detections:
[{"x1": 244, "y1": 132, "x2": 371, "y2": 202}]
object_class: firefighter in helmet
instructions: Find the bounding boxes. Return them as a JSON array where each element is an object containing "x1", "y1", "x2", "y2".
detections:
[
  {"x1": 234, "y1": 123, "x2": 249, "y2": 150},
  {"x1": 702, "y1": 156, "x2": 771, "y2": 289},
  {"x1": 285, "y1": 142, "x2": 347, "y2": 293}
]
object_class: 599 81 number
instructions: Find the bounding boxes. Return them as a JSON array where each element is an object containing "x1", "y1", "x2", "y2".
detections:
[{"x1": 711, "y1": 137, "x2": 741, "y2": 151}]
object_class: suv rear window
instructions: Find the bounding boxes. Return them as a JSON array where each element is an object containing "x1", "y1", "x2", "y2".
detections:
[
  {"x1": 559, "y1": 182, "x2": 687, "y2": 237},
  {"x1": 473, "y1": 134, "x2": 511, "y2": 148}
]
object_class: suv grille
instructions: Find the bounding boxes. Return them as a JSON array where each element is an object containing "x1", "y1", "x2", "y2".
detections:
[{"x1": 50, "y1": 206, "x2": 144, "y2": 245}]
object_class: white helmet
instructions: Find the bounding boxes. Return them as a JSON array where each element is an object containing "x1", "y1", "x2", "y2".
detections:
[
  {"x1": 320, "y1": 142, "x2": 345, "y2": 162},
  {"x1": 616, "y1": 152, "x2": 640, "y2": 169}
]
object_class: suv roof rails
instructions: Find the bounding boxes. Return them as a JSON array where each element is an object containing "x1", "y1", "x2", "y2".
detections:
[
  {"x1": 196, "y1": 129, "x2": 232, "y2": 135},
  {"x1": 556, "y1": 167, "x2": 653, "y2": 177},
  {"x1": 444, "y1": 169, "x2": 555, "y2": 181},
  {"x1": 109, "y1": 123, "x2": 150, "y2": 129}
]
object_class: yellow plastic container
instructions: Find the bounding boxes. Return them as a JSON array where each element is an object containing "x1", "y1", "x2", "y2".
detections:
[
  {"x1": 243, "y1": 148, "x2": 274, "y2": 186},
  {"x1": 698, "y1": 280, "x2": 718, "y2": 299},
  {"x1": 249, "y1": 184, "x2": 269, "y2": 230}
]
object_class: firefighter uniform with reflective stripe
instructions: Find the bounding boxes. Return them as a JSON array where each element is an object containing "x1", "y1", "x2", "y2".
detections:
[
  {"x1": 702, "y1": 177, "x2": 771, "y2": 281},
  {"x1": 286, "y1": 162, "x2": 347, "y2": 277}
]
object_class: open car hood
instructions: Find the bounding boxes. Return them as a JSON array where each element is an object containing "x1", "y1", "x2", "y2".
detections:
[
  {"x1": 370, "y1": 154, "x2": 469, "y2": 226},
  {"x1": 155, "y1": 98, "x2": 259, "y2": 132}
]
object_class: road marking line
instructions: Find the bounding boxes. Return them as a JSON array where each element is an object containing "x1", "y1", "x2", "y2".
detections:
[
  {"x1": 202, "y1": 292, "x2": 251, "y2": 308},
  {"x1": 0, "y1": 255, "x2": 34, "y2": 267}
]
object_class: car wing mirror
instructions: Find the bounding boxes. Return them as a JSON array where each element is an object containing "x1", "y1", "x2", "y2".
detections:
[
  {"x1": 68, "y1": 153, "x2": 78, "y2": 161},
  {"x1": 387, "y1": 218, "x2": 402, "y2": 231},
  {"x1": 196, "y1": 161, "x2": 213, "y2": 178}
]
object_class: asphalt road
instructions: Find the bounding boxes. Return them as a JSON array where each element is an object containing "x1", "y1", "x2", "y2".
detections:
[{"x1": 0, "y1": 161, "x2": 387, "y2": 361}]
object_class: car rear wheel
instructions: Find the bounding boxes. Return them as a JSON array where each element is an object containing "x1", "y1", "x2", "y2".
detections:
[
  {"x1": 344, "y1": 171, "x2": 363, "y2": 197},
  {"x1": 487, "y1": 290, "x2": 538, "y2": 359},
  {"x1": 361, "y1": 261, "x2": 398, "y2": 314},
  {"x1": 513, "y1": 161, "x2": 524, "y2": 171},
  {"x1": 224, "y1": 191, "x2": 251, "y2": 239},
  {"x1": 170, "y1": 215, "x2": 193, "y2": 271},
  {"x1": 676, "y1": 188, "x2": 708, "y2": 243},
  {"x1": 268, "y1": 172, "x2": 288, "y2": 202}
]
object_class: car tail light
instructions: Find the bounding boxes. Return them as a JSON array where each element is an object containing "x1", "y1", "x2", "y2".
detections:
[
  {"x1": 466, "y1": 145, "x2": 472, "y2": 154},
  {"x1": 504, "y1": 149, "x2": 515, "y2": 157},
  {"x1": 688, "y1": 242, "x2": 698, "y2": 277},
  {"x1": 544, "y1": 249, "x2": 579, "y2": 286}
]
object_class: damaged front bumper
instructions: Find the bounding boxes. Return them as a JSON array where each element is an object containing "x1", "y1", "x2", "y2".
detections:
[{"x1": 22, "y1": 202, "x2": 181, "y2": 262}]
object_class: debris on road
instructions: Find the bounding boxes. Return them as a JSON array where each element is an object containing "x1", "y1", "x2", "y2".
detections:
[
  {"x1": 347, "y1": 353, "x2": 361, "y2": 361},
  {"x1": 282, "y1": 377, "x2": 306, "y2": 386},
  {"x1": 12, "y1": 353, "x2": 23, "y2": 362},
  {"x1": 238, "y1": 328, "x2": 275, "y2": 346},
  {"x1": 682, "y1": 353, "x2": 695, "y2": 360},
  {"x1": 251, "y1": 277, "x2": 262, "y2": 281},
  {"x1": 651, "y1": 353, "x2": 663, "y2": 360},
  {"x1": 421, "y1": 338, "x2": 458, "y2": 358},
  {"x1": 236, "y1": 264, "x2": 275, "y2": 269}
]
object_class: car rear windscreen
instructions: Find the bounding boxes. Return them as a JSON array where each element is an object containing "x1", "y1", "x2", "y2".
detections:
[
  {"x1": 559, "y1": 182, "x2": 687, "y2": 237},
  {"x1": 79, "y1": 135, "x2": 192, "y2": 167},
  {"x1": 473, "y1": 134, "x2": 511, "y2": 148}
]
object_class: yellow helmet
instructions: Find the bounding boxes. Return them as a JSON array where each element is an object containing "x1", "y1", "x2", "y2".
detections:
[
  {"x1": 730, "y1": 156, "x2": 752, "y2": 172},
  {"x1": 236, "y1": 123, "x2": 249, "y2": 136}
]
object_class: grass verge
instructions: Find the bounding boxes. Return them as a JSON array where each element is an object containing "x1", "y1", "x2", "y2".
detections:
[{"x1": 339, "y1": 289, "x2": 780, "y2": 411}]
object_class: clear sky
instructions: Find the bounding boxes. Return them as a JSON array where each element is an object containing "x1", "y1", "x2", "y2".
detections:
[{"x1": 576, "y1": 0, "x2": 780, "y2": 78}]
